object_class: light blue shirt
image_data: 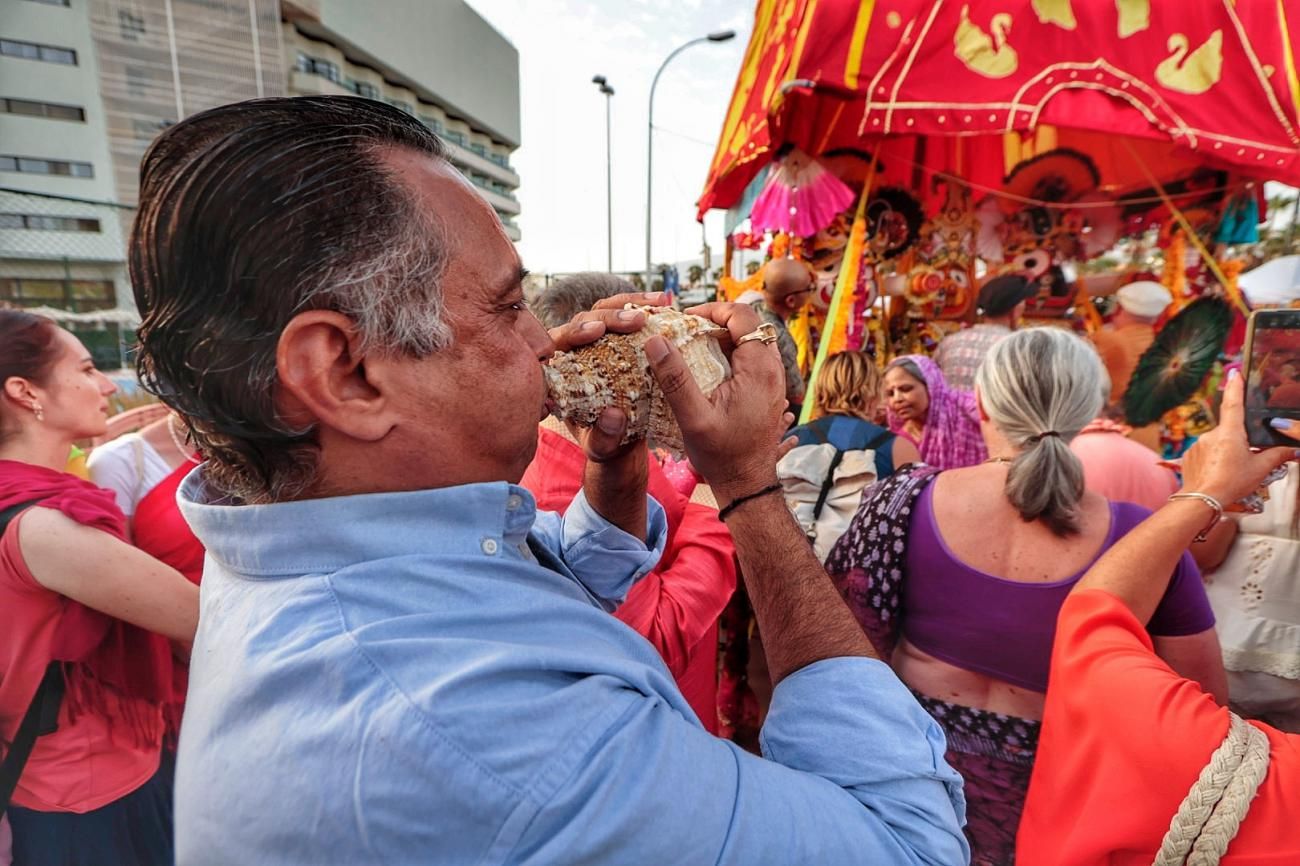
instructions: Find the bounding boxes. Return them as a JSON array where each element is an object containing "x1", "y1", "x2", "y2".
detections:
[{"x1": 175, "y1": 471, "x2": 968, "y2": 865}]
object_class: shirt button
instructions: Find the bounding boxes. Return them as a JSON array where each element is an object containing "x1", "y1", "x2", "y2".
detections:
[
  {"x1": 480, "y1": 537, "x2": 499, "y2": 556},
  {"x1": 506, "y1": 494, "x2": 523, "y2": 511}
]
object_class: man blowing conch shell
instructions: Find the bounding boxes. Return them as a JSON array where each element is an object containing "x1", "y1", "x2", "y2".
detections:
[{"x1": 130, "y1": 95, "x2": 969, "y2": 865}]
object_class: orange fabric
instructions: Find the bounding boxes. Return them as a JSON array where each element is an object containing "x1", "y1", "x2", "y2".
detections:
[
  {"x1": 520, "y1": 429, "x2": 737, "y2": 734},
  {"x1": 1018, "y1": 589, "x2": 1300, "y2": 865},
  {"x1": 0, "y1": 514, "x2": 162, "y2": 813},
  {"x1": 1092, "y1": 323, "x2": 1156, "y2": 403}
]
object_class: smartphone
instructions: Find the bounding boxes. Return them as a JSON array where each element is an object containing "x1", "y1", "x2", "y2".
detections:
[{"x1": 1243, "y1": 308, "x2": 1300, "y2": 447}]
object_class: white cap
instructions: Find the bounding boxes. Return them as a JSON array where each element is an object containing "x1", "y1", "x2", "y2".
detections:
[{"x1": 1116, "y1": 280, "x2": 1172, "y2": 318}]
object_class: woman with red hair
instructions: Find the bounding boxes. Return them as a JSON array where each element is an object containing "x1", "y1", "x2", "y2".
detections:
[{"x1": 0, "y1": 309, "x2": 198, "y2": 865}]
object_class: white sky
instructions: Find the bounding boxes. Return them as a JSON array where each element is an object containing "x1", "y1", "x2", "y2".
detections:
[{"x1": 466, "y1": 0, "x2": 753, "y2": 276}]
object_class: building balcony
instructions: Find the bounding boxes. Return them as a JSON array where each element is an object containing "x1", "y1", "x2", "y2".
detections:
[
  {"x1": 441, "y1": 137, "x2": 519, "y2": 188},
  {"x1": 282, "y1": 0, "x2": 322, "y2": 22},
  {"x1": 288, "y1": 67, "x2": 520, "y2": 190},
  {"x1": 289, "y1": 69, "x2": 355, "y2": 98},
  {"x1": 471, "y1": 182, "x2": 520, "y2": 216}
]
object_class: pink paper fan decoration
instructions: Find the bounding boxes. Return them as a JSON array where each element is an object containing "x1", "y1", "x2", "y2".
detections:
[{"x1": 749, "y1": 149, "x2": 855, "y2": 237}]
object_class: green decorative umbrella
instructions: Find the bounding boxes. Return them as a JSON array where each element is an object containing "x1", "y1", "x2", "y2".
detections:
[{"x1": 1122, "y1": 297, "x2": 1233, "y2": 427}]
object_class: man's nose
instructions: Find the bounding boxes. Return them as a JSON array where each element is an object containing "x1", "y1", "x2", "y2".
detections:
[{"x1": 523, "y1": 310, "x2": 553, "y2": 362}]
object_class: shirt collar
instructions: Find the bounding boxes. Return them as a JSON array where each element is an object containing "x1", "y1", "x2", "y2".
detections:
[{"x1": 179, "y1": 466, "x2": 540, "y2": 576}]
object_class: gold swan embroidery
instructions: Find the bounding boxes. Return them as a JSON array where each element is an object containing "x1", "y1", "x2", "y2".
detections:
[
  {"x1": 1032, "y1": 0, "x2": 1076, "y2": 30},
  {"x1": 1115, "y1": 0, "x2": 1150, "y2": 38},
  {"x1": 954, "y1": 6, "x2": 1018, "y2": 79},
  {"x1": 1156, "y1": 29, "x2": 1224, "y2": 94}
]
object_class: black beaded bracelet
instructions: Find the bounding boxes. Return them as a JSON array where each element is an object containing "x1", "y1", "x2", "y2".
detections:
[{"x1": 717, "y1": 483, "x2": 784, "y2": 521}]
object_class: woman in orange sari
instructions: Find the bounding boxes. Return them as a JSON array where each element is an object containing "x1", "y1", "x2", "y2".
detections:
[{"x1": 1018, "y1": 375, "x2": 1300, "y2": 865}]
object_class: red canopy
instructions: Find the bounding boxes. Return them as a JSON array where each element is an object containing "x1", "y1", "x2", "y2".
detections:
[{"x1": 699, "y1": 0, "x2": 1300, "y2": 218}]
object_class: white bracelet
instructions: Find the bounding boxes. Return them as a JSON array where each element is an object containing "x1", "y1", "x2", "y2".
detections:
[{"x1": 1168, "y1": 492, "x2": 1224, "y2": 543}]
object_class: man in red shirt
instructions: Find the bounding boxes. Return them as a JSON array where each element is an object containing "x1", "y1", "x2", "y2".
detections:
[{"x1": 523, "y1": 273, "x2": 737, "y2": 732}]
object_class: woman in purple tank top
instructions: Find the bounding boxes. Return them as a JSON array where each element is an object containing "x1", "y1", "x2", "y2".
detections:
[{"x1": 825, "y1": 328, "x2": 1225, "y2": 866}]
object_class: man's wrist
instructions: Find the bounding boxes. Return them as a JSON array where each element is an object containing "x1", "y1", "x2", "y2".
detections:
[
  {"x1": 582, "y1": 451, "x2": 649, "y2": 541},
  {"x1": 712, "y1": 475, "x2": 781, "y2": 512},
  {"x1": 585, "y1": 454, "x2": 648, "y2": 494},
  {"x1": 717, "y1": 483, "x2": 783, "y2": 521}
]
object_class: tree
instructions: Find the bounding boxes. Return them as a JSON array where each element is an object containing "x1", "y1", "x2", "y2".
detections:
[{"x1": 687, "y1": 264, "x2": 704, "y2": 286}]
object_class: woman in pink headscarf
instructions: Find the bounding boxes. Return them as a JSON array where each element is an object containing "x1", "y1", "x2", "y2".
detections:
[{"x1": 883, "y1": 354, "x2": 987, "y2": 469}]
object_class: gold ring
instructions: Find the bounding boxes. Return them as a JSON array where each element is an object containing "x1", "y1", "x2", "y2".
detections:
[{"x1": 736, "y1": 323, "x2": 779, "y2": 346}]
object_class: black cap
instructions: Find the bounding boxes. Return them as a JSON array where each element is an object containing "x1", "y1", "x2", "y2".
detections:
[{"x1": 977, "y1": 275, "x2": 1036, "y2": 317}]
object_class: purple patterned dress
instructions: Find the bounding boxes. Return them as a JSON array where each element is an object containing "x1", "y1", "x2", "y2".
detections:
[{"x1": 824, "y1": 466, "x2": 1038, "y2": 866}]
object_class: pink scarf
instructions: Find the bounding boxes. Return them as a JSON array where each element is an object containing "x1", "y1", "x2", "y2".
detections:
[
  {"x1": 0, "y1": 460, "x2": 178, "y2": 746},
  {"x1": 886, "y1": 355, "x2": 988, "y2": 469}
]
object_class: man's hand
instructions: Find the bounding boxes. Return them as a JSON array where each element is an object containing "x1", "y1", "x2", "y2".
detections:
[
  {"x1": 551, "y1": 292, "x2": 668, "y2": 541},
  {"x1": 643, "y1": 302, "x2": 788, "y2": 507},
  {"x1": 643, "y1": 301, "x2": 875, "y2": 681},
  {"x1": 1181, "y1": 374, "x2": 1295, "y2": 505},
  {"x1": 547, "y1": 292, "x2": 670, "y2": 354}
]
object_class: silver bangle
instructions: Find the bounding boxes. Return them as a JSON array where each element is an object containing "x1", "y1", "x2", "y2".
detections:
[{"x1": 1168, "y1": 492, "x2": 1224, "y2": 543}]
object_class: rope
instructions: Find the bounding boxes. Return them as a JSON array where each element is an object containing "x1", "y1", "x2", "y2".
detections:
[
  {"x1": 1152, "y1": 713, "x2": 1271, "y2": 866},
  {"x1": 1123, "y1": 140, "x2": 1252, "y2": 317},
  {"x1": 1188, "y1": 718, "x2": 1271, "y2": 866}
]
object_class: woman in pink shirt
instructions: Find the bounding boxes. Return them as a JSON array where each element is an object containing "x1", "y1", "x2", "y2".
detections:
[{"x1": 0, "y1": 310, "x2": 197, "y2": 865}]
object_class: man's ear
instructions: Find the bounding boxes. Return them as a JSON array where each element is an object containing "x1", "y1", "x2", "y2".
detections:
[{"x1": 275, "y1": 310, "x2": 394, "y2": 442}]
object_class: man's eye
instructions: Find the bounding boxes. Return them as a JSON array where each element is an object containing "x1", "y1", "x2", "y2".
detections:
[{"x1": 510, "y1": 300, "x2": 529, "y2": 312}]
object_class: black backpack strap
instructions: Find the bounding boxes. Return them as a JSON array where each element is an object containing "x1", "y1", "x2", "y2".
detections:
[
  {"x1": 810, "y1": 449, "x2": 847, "y2": 525},
  {"x1": 0, "y1": 662, "x2": 64, "y2": 816},
  {"x1": 0, "y1": 498, "x2": 64, "y2": 817},
  {"x1": 809, "y1": 424, "x2": 891, "y2": 528}
]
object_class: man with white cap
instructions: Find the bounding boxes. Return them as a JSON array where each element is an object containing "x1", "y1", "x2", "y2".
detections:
[
  {"x1": 1091, "y1": 280, "x2": 1172, "y2": 452},
  {"x1": 1092, "y1": 280, "x2": 1172, "y2": 404}
]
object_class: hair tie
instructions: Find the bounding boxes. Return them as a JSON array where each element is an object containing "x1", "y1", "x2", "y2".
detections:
[{"x1": 1026, "y1": 430, "x2": 1062, "y2": 445}]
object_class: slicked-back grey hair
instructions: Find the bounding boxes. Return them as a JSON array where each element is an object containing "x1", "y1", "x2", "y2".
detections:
[
  {"x1": 974, "y1": 327, "x2": 1105, "y2": 536},
  {"x1": 532, "y1": 272, "x2": 634, "y2": 329},
  {"x1": 131, "y1": 96, "x2": 449, "y2": 503}
]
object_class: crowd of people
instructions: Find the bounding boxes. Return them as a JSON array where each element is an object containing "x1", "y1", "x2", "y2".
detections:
[{"x1": 1, "y1": 95, "x2": 1299, "y2": 865}]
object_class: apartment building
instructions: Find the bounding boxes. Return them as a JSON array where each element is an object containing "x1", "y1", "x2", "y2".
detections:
[
  {"x1": 282, "y1": 0, "x2": 521, "y2": 239},
  {"x1": 1, "y1": 0, "x2": 284, "y2": 363},
  {"x1": 90, "y1": 0, "x2": 285, "y2": 206},
  {"x1": 1, "y1": 0, "x2": 522, "y2": 365}
]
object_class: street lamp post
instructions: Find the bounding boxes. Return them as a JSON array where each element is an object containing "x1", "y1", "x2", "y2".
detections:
[
  {"x1": 645, "y1": 30, "x2": 735, "y2": 290},
  {"x1": 592, "y1": 75, "x2": 615, "y2": 272}
]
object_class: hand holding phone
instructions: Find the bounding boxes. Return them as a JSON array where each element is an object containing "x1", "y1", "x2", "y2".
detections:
[{"x1": 1242, "y1": 308, "x2": 1300, "y2": 447}]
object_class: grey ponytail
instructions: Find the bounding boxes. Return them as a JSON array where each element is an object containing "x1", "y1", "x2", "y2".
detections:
[{"x1": 974, "y1": 328, "x2": 1105, "y2": 536}]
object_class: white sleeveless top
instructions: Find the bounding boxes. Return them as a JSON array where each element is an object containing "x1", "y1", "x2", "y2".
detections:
[
  {"x1": 86, "y1": 433, "x2": 173, "y2": 517},
  {"x1": 1206, "y1": 463, "x2": 1300, "y2": 681}
]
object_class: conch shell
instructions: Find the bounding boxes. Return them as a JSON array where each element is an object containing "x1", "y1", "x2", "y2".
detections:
[{"x1": 544, "y1": 305, "x2": 730, "y2": 453}]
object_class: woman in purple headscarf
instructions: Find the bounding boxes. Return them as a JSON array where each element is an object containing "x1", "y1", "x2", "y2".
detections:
[{"x1": 882, "y1": 354, "x2": 987, "y2": 469}]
